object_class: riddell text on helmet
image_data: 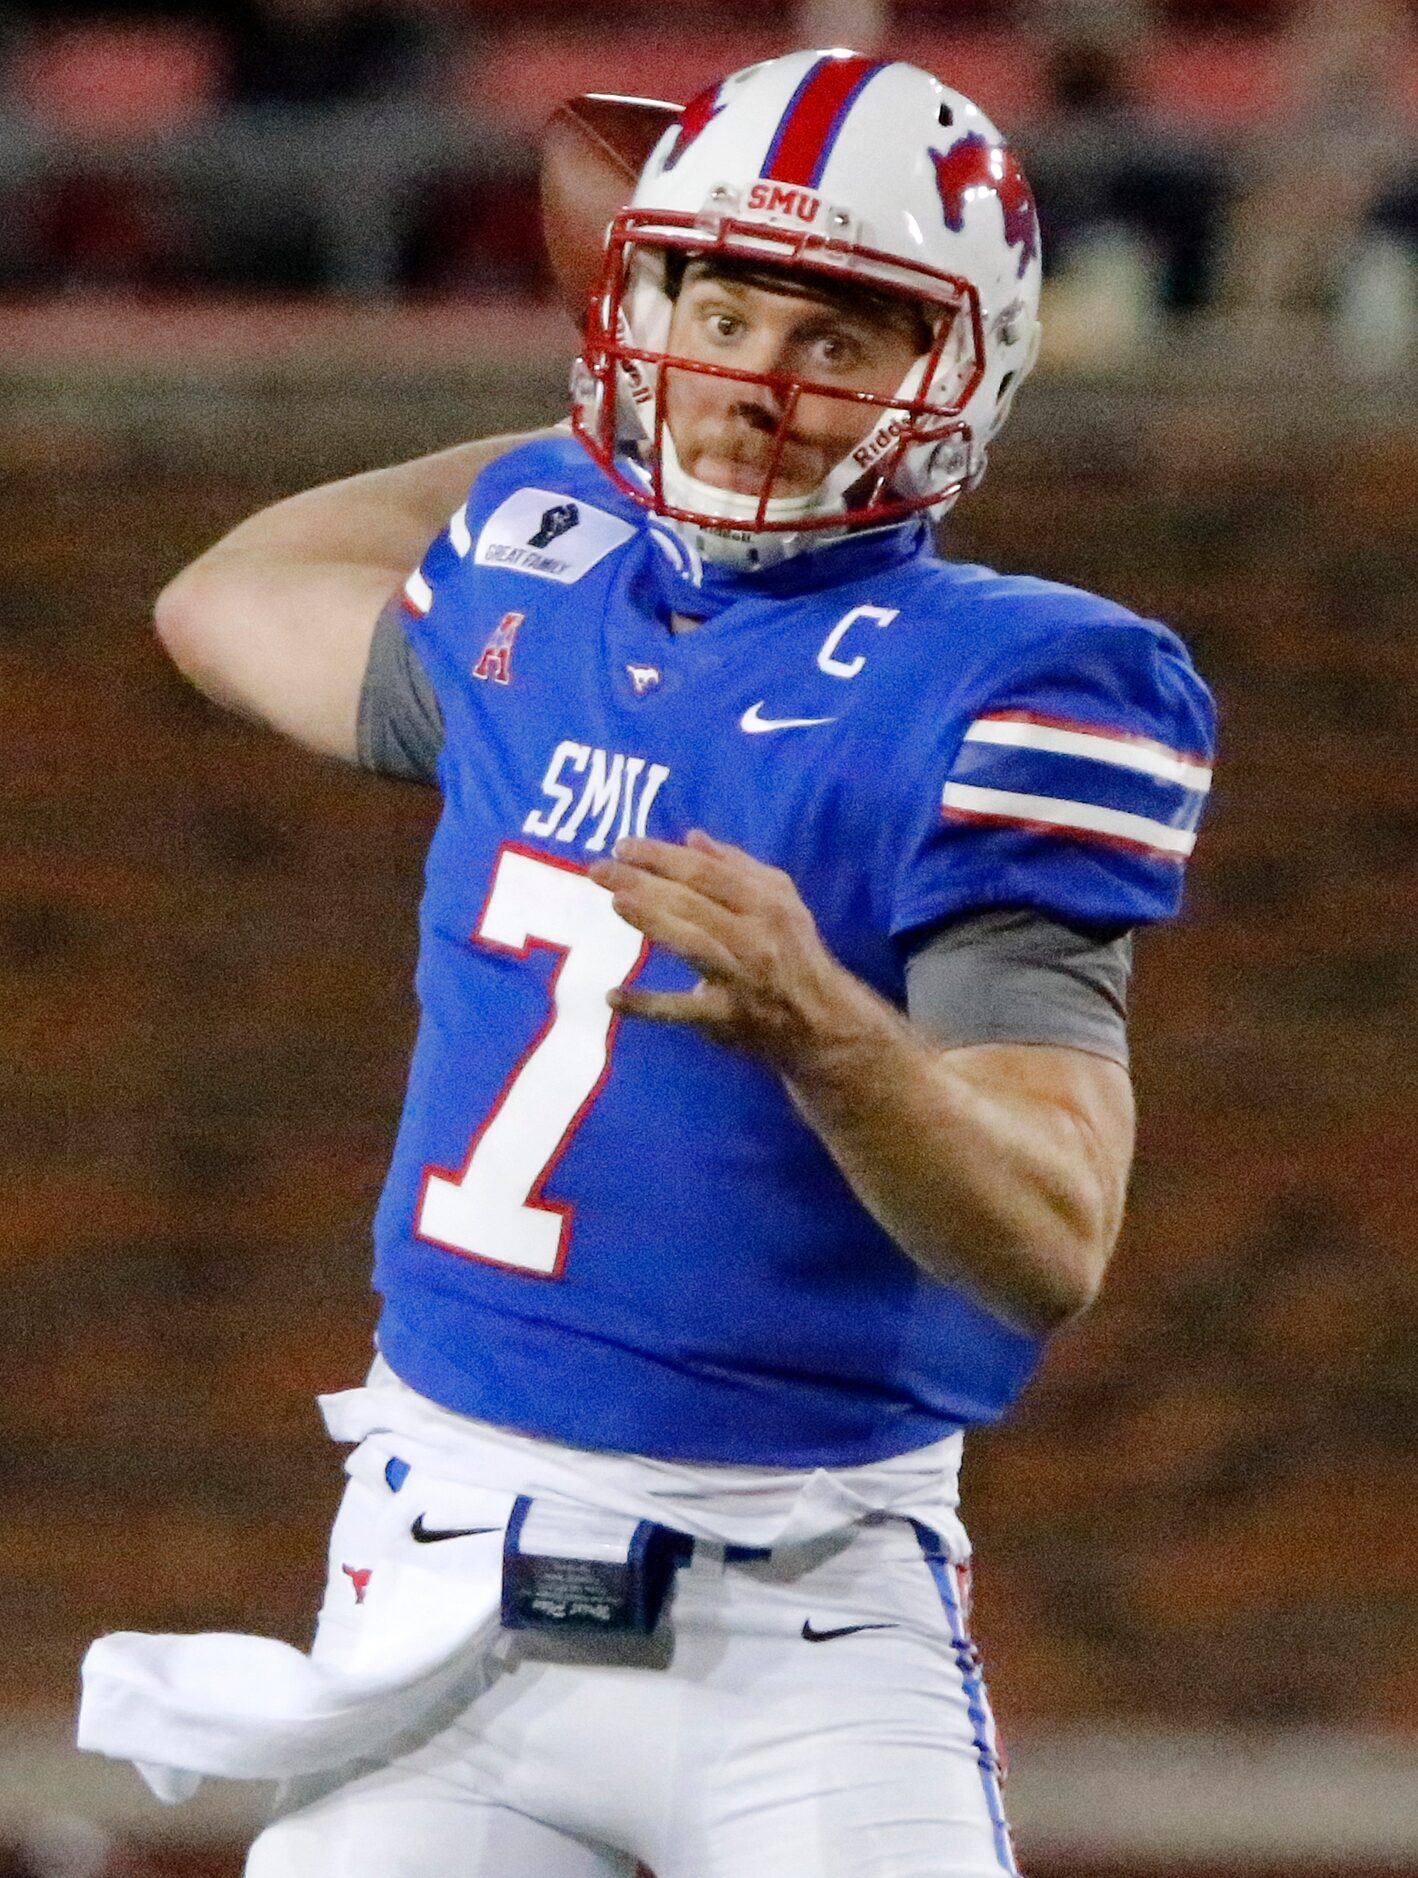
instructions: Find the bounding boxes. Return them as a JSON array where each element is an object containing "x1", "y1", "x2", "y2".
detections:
[{"x1": 853, "y1": 415, "x2": 916, "y2": 472}]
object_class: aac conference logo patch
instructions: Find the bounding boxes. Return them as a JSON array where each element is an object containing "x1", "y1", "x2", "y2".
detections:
[{"x1": 474, "y1": 611, "x2": 525, "y2": 685}]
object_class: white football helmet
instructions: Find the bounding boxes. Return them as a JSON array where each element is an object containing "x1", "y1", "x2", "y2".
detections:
[{"x1": 571, "y1": 49, "x2": 1043, "y2": 568}]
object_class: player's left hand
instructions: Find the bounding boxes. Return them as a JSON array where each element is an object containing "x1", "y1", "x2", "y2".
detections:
[{"x1": 588, "y1": 831, "x2": 856, "y2": 1069}]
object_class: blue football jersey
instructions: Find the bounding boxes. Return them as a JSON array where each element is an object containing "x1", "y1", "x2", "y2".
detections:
[{"x1": 372, "y1": 437, "x2": 1215, "y2": 1467}]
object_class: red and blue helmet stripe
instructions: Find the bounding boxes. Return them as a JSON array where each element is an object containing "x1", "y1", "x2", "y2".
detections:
[{"x1": 760, "y1": 53, "x2": 889, "y2": 190}]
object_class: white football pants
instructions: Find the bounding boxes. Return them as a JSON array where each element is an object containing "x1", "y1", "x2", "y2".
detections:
[{"x1": 245, "y1": 1444, "x2": 1018, "y2": 1878}]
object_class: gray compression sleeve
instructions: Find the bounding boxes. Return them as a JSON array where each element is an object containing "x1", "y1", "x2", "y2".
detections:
[
  {"x1": 904, "y1": 907, "x2": 1133, "y2": 1066},
  {"x1": 356, "y1": 595, "x2": 445, "y2": 783}
]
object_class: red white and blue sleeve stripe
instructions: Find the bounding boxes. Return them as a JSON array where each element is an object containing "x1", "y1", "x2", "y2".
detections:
[
  {"x1": 943, "y1": 709, "x2": 1211, "y2": 862},
  {"x1": 891, "y1": 623, "x2": 1216, "y2": 936}
]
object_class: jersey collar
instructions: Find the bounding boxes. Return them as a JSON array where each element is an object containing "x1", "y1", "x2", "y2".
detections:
[{"x1": 639, "y1": 517, "x2": 932, "y2": 622}]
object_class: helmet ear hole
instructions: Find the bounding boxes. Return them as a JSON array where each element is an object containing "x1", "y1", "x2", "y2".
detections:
[{"x1": 988, "y1": 370, "x2": 1018, "y2": 439}]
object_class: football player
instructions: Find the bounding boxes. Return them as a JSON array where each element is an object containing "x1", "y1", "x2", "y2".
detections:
[{"x1": 79, "y1": 51, "x2": 1214, "y2": 1878}]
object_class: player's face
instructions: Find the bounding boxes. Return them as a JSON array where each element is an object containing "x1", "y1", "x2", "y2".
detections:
[{"x1": 663, "y1": 267, "x2": 927, "y2": 500}]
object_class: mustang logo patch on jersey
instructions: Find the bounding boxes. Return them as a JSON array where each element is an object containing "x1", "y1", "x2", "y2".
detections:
[
  {"x1": 627, "y1": 663, "x2": 661, "y2": 695},
  {"x1": 476, "y1": 487, "x2": 636, "y2": 584},
  {"x1": 474, "y1": 611, "x2": 525, "y2": 685}
]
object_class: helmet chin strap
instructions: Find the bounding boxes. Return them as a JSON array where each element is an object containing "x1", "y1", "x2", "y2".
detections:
[{"x1": 655, "y1": 420, "x2": 849, "y2": 572}]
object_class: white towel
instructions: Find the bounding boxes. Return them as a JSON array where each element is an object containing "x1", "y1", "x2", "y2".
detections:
[
  {"x1": 78, "y1": 1423, "x2": 516, "y2": 1804},
  {"x1": 77, "y1": 1361, "x2": 969, "y2": 1805},
  {"x1": 79, "y1": 1591, "x2": 502, "y2": 1802}
]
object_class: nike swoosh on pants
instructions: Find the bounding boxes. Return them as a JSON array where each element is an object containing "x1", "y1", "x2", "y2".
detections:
[
  {"x1": 411, "y1": 1514, "x2": 498, "y2": 1545},
  {"x1": 800, "y1": 1619, "x2": 899, "y2": 1642}
]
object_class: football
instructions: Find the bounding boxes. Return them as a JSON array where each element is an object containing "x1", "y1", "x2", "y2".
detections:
[{"x1": 541, "y1": 93, "x2": 681, "y2": 323}]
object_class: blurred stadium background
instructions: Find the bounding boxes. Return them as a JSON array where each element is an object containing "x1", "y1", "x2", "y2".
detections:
[{"x1": 2, "y1": 0, "x2": 1416, "y2": 1871}]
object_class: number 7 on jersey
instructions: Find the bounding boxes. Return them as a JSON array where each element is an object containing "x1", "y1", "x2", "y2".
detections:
[{"x1": 415, "y1": 845, "x2": 649, "y2": 1277}]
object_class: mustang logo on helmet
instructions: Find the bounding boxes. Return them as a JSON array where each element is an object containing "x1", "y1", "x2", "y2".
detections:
[
  {"x1": 661, "y1": 84, "x2": 725, "y2": 172},
  {"x1": 931, "y1": 135, "x2": 1040, "y2": 279}
]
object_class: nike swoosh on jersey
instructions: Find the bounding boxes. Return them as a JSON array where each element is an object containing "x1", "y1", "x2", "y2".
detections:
[
  {"x1": 740, "y1": 702, "x2": 840, "y2": 733},
  {"x1": 800, "y1": 1619, "x2": 899, "y2": 1642},
  {"x1": 411, "y1": 1514, "x2": 499, "y2": 1545}
]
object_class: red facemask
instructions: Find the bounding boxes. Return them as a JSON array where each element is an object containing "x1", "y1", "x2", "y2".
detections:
[{"x1": 572, "y1": 208, "x2": 988, "y2": 537}]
